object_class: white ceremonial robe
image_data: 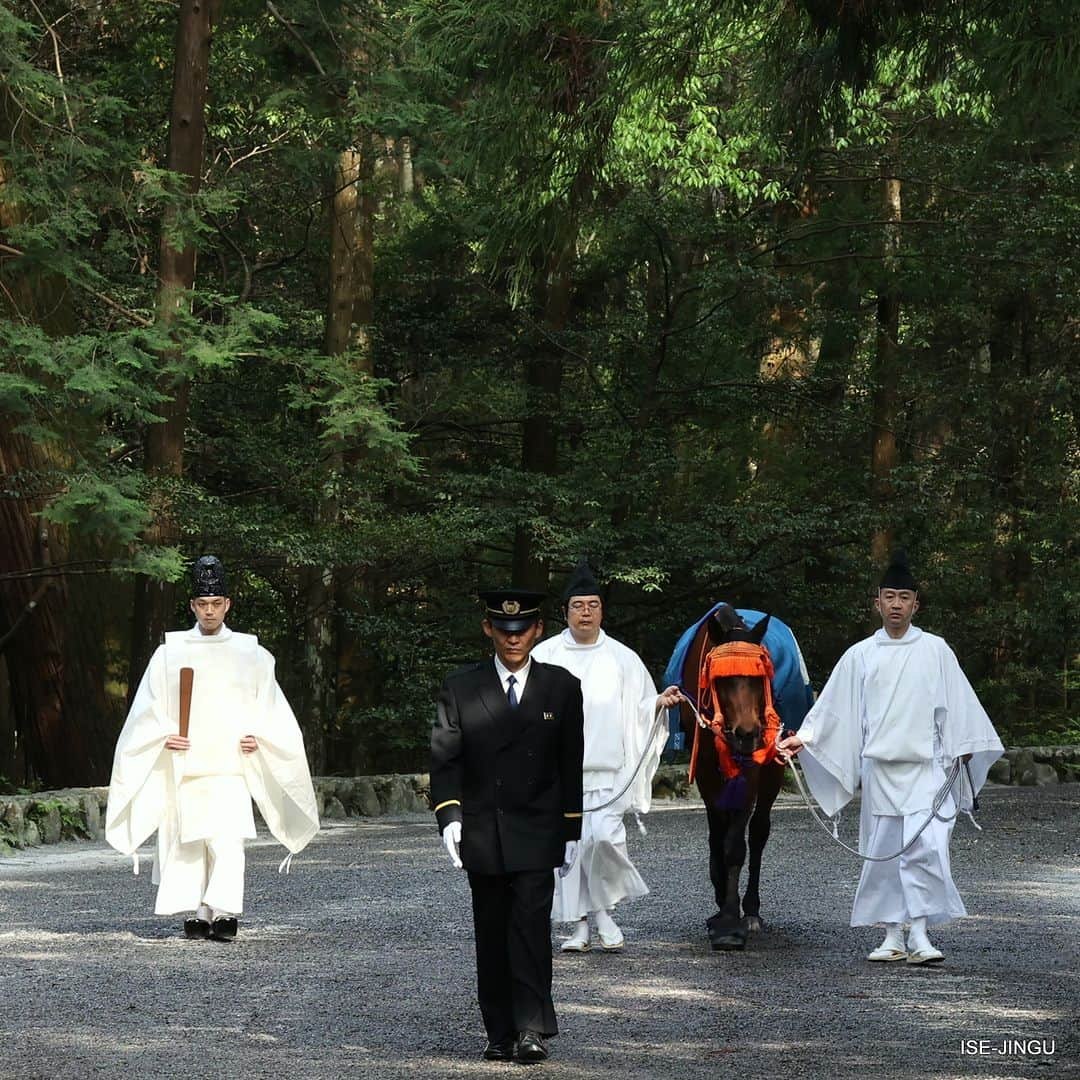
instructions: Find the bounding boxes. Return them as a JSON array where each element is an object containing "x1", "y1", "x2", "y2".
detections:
[
  {"x1": 531, "y1": 629, "x2": 668, "y2": 920},
  {"x1": 797, "y1": 626, "x2": 1003, "y2": 927},
  {"x1": 106, "y1": 624, "x2": 320, "y2": 915}
]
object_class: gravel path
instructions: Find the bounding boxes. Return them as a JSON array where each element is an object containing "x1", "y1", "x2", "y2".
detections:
[{"x1": 0, "y1": 785, "x2": 1075, "y2": 1080}]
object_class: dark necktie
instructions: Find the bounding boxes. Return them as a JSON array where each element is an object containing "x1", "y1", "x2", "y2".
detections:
[{"x1": 507, "y1": 674, "x2": 519, "y2": 708}]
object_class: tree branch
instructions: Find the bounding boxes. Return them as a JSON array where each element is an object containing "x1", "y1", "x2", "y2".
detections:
[
  {"x1": 0, "y1": 243, "x2": 153, "y2": 327},
  {"x1": 26, "y1": 0, "x2": 75, "y2": 134},
  {"x1": 266, "y1": 1, "x2": 329, "y2": 78}
]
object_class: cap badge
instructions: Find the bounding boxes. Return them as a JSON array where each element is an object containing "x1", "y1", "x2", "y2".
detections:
[{"x1": 501, "y1": 600, "x2": 521, "y2": 615}]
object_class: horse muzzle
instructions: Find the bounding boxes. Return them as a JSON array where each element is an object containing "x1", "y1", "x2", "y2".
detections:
[{"x1": 724, "y1": 726, "x2": 764, "y2": 757}]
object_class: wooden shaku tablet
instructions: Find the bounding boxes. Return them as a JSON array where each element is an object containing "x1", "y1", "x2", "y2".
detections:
[{"x1": 178, "y1": 667, "x2": 194, "y2": 739}]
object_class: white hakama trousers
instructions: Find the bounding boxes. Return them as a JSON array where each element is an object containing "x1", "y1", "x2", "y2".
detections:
[
  {"x1": 154, "y1": 836, "x2": 246, "y2": 915},
  {"x1": 154, "y1": 775, "x2": 255, "y2": 916},
  {"x1": 850, "y1": 799, "x2": 966, "y2": 928},
  {"x1": 552, "y1": 788, "x2": 649, "y2": 922}
]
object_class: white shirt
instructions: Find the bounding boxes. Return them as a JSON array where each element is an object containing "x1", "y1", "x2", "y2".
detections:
[{"x1": 493, "y1": 654, "x2": 532, "y2": 701}]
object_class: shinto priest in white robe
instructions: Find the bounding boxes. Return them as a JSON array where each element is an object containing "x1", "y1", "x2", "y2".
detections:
[
  {"x1": 531, "y1": 628, "x2": 668, "y2": 920},
  {"x1": 106, "y1": 625, "x2": 320, "y2": 915},
  {"x1": 796, "y1": 625, "x2": 1002, "y2": 927}
]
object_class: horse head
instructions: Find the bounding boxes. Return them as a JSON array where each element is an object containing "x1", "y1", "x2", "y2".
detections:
[{"x1": 704, "y1": 608, "x2": 772, "y2": 756}]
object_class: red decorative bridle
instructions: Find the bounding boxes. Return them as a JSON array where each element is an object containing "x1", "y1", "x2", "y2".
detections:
[{"x1": 688, "y1": 640, "x2": 782, "y2": 784}]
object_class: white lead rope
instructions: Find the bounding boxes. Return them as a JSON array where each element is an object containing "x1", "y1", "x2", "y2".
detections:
[
  {"x1": 581, "y1": 701, "x2": 672, "y2": 816},
  {"x1": 785, "y1": 754, "x2": 973, "y2": 862},
  {"x1": 679, "y1": 692, "x2": 982, "y2": 862}
]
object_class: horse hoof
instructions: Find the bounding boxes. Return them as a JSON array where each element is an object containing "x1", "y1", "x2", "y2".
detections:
[
  {"x1": 711, "y1": 934, "x2": 747, "y2": 951},
  {"x1": 743, "y1": 915, "x2": 763, "y2": 933}
]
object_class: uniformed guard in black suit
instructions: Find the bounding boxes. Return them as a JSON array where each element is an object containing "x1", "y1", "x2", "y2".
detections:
[{"x1": 431, "y1": 588, "x2": 584, "y2": 1064}]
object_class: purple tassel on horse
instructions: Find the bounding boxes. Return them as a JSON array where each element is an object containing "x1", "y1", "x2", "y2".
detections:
[{"x1": 716, "y1": 757, "x2": 752, "y2": 810}]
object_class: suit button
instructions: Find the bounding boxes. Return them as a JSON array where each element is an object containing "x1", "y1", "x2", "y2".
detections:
[{"x1": 496, "y1": 779, "x2": 503, "y2": 788}]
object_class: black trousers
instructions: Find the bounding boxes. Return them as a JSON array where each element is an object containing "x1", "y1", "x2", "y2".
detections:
[{"x1": 468, "y1": 868, "x2": 557, "y2": 1042}]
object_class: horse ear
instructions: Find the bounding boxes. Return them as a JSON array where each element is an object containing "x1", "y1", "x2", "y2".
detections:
[
  {"x1": 748, "y1": 614, "x2": 771, "y2": 645},
  {"x1": 706, "y1": 614, "x2": 725, "y2": 646}
]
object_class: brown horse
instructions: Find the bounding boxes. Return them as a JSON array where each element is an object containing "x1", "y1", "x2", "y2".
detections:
[{"x1": 677, "y1": 606, "x2": 785, "y2": 950}]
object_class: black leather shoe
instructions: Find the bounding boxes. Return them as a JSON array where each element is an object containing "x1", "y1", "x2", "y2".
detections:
[
  {"x1": 514, "y1": 1032, "x2": 548, "y2": 1064},
  {"x1": 482, "y1": 1039, "x2": 515, "y2": 1061},
  {"x1": 183, "y1": 918, "x2": 211, "y2": 939},
  {"x1": 209, "y1": 917, "x2": 238, "y2": 942}
]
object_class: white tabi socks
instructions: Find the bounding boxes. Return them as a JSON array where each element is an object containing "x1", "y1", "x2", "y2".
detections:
[
  {"x1": 906, "y1": 917, "x2": 944, "y2": 965},
  {"x1": 594, "y1": 908, "x2": 624, "y2": 950},
  {"x1": 560, "y1": 918, "x2": 591, "y2": 953},
  {"x1": 867, "y1": 922, "x2": 906, "y2": 961}
]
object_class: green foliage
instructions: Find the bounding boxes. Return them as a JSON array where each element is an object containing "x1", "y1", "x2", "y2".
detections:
[
  {"x1": 26, "y1": 798, "x2": 90, "y2": 840},
  {"x1": 1, "y1": 0, "x2": 1075, "y2": 784}
]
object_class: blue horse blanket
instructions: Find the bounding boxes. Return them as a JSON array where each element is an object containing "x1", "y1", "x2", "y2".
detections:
[{"x1": 662, "y1": 606, "x2": 813, "y2": 750}]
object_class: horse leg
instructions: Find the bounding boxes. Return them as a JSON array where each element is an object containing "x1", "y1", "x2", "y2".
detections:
[
  {"x1": 707, "y1": 809, "x2": 750, "y2": 951},
  {"x1": 704, "y1": 803, "x2": 728, "y2": 910},
  {"x1": 742, "y1": 765, "x2": 782, "y2": 931}
]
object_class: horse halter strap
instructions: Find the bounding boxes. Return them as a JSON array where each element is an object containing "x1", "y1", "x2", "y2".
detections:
[{"x1": 689, "y1": 641, "x2": 782, "y2": 783}]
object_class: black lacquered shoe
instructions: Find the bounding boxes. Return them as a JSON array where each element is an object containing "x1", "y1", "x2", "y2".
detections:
[
  {"x1": 482, "y1": 1038, "x2": 515, "y2": 1061},
  {"x1": 514, "y1": 1031, "x2": 548, "y2": 1064},
  {"x1": 209, "y1": 916, "x2": 238, "y2": 942},
  {"x1": 183, "y1": 918, "x2": 211, "y2": 939}
]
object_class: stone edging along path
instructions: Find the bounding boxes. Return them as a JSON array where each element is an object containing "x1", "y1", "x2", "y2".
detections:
[{"x1": 1, "y1": 745, "x2": 1075, "y2": 856}]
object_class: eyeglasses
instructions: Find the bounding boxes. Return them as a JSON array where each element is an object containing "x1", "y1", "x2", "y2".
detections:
[{"x1": 568, "y1": 600, "x2": 602, "y2": 612}]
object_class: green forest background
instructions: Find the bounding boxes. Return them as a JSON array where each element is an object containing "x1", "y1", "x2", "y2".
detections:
[{"x1": 1, "y1": 0, "x2": 1076, "y2": 788}]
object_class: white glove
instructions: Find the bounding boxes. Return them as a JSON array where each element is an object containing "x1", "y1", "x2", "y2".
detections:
[
  {"x1": 443, "y1": 820, "x2": 463, "y2": 869},
  {"x1": 559, "y1": 841, "x2": 578, "y2": 877}
]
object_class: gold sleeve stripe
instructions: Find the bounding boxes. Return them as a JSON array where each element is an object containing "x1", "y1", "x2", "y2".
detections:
[
  {"x1": 434, "y1": 799, "x2": 461, "y2": 813},
  {"x1": 563, "y1": 812, "x2": 583, "y2": 819}
]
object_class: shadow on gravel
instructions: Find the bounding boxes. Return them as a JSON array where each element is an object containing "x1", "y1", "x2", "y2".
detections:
[{"x1": 0, "y1": 787, "x2": 1074, "y2": 1080}]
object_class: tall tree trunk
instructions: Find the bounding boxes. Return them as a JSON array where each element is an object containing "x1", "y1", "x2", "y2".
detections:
[
  {"x1": 0, "y1": 126, "x2": 112, "y2": 786},
  {"x1": 987, "y1": 293, "x2": 1034, "y2": 682},
  {"x1": 324, "y1": 148, "x2": 364, "y2": 357},
  {"x1": 0, "y1": 439, "x2": 114, "y2": 785},
  {"x1": 611, "y1": 237, "x2": 674, "y2": 529},
  {"x1": 399, "y1": 136, "x2": 414, "y2": 198},
  {"x1": 302, "y1": 137, "x2": 376, "y2": 773},
  {"x1": 130, "y1": 0, "x2": 218, "y2": 690},
  {"x1": 870, "y1": 147, "x2": 902, "y2": 564},
  {"x1": 755, "y1": 185, "x2": 820, "y2": 481},
  {"x1": 513, "y1": 248, "x2": 572, "y2": 590}
]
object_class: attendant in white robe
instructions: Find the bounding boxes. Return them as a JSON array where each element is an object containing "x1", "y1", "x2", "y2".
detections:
[
  {"x1": 106, "y1": 556, "x2": 319, "y2": 941},
  {"x1": 779, "y1": 551, "x2": 1002, "y2": 965},
  {"x1": 531, "y1": 560, "x2": 681, "y2": 951}
]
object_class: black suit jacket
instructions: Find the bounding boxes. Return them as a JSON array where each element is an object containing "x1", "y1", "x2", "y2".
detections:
[{"x1": 430, "y1": 658, "x2": 584, "y2": 875}]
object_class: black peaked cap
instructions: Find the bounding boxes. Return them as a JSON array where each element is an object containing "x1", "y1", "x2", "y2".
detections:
[{"x1": 480, "y1": 588, "x2": 545, "y2": 632}]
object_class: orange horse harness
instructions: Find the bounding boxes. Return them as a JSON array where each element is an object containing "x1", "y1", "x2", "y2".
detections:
[{"x1": 688, "y1": 641, "x2": 782, "y2": 784}]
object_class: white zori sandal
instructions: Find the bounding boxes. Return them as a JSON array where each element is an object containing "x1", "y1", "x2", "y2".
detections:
[
  {"x1": 905, "y1": 918, "x2": 944, "y2": 964},
  {"x1": 906, "y1": 944, "x2": 944, "y2": 965},
  {"x1": 867, "y1": 944, "x2": 908, "y2": 962},
  {"x1": 594, "y1": 909, "x2": 624, "y2": 951},
  {"x1": 560, "y1": 919, "x2": 591, "y2": 952},
  {"x1": 867, "y1": 924, "x2": 907, "y2": 962}
]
